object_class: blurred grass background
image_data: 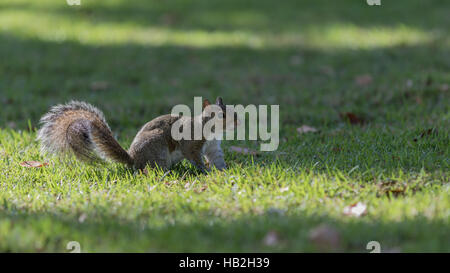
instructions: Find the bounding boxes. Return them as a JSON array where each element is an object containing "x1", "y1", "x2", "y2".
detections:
[{"x1": 1, "y1": 0, "x2": 448, "y2": 134}]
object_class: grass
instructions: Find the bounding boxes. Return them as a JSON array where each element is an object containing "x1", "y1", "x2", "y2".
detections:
[{"x1": 0, "y1": 0, "x2": 449, "y2": 252}]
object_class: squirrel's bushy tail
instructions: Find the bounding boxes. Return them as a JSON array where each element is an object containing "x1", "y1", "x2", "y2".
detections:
[{"x1": 37, "y1": 101, "x2": 133, "y2": 166}]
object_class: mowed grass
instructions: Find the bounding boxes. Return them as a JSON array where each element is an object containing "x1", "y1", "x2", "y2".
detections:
[{"x1": 0, "y1": 0, "x2": 449, "y2": 252}]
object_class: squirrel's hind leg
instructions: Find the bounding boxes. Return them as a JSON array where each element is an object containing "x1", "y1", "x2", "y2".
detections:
[
  {"x1": 129, "y1": 130, "x2": 172, "y2": 172},
  {"x1": 182, "y1": 150, "x2": 208, "y2": 174}
]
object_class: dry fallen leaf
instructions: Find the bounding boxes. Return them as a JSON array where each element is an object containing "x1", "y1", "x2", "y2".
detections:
[
  {"x1": 194, "y1": 185, "x2": 208, "y2": 193},
  {"x1": 297, "y1": 125, "x2": 318, "y2": 134},
  {"x1": 343, "y1": 202, "x2": 367, "y2": 217},
  {"x1": 1, "y1": 97, "x2": 14, "y2": 104},
  {"x1": 377, "y1": 180, "x2": 407, "y2": 198},
  {"x1": 425, "y1": 76, "x2": 433, "y2": 87},
  {"x1": 413, "y1": 128, "x2": 438, "y2": 142},
  {"x1": 263, "y1": 230, "x2": 280, "y2": 246},
  {"x1": 385, "y1": 188, "x2": 406, "y2": 198},
  {"x1": 354, "y1": 74, "x2": 373, "y2": 86},
  {"x1": 440, "y1": 84, "x2": 448, "y2": 92},
  {"x1": 229, "y1": 146, "x2": 258, "y2": 156},
  {"x1": 20, "y1": 161, "x2": 49, "y2": 168},
  {"x1": 309, "y1": 224, "x2": 340, "y2": 251},
  {"x1": 340, "y1": 112, "x2": 364, "y2": 125},
  {"x1": 419, "y1": 128, "x2": 438, "y2": 138}
]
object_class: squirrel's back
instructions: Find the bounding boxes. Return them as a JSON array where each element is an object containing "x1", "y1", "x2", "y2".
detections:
[{"x1": 37, "y1": 101, "x2": 133, "y2": 166}]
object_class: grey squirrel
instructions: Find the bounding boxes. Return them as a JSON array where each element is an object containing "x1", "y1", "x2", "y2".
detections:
[{"x1": 37, "y1": 97, "x2": 236, "y2": 172}]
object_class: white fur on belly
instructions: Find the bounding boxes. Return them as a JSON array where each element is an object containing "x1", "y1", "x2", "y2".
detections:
[{"x1": 169, "y1": 150, "x2": 184, "y2": 165}]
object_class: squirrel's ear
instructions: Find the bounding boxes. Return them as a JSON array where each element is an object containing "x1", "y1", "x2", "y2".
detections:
[
  {"x1": 202, "y1": 99, "x2": 211, "y2": 110},
  {"x1": 216, "y1": 97, "x2": 224, "y2": 106}
]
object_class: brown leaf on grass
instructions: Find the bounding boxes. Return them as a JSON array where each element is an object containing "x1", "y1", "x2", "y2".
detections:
[
  {"x1": 413, "y1": 128, "x2": 438, "y2": 142},
  {"x1": 309, "y1": 224, "x2": 340, "y2": 251},
  {"x1": 20, "y1": 161, "x2": 49, "y2": 168},
  {"x1": 440, "y1": 84, "x2": 449, "y2": 92},
  {"x1": 419, "y1": 128, "x2": 438, "y2": 138},
  {"x1": 377, "y1": 180, "x2": 407, "y2": 198},
  {"x1": 229, "y1": 146, "x2": 258, "y2": 156},
  {"x1": 343, "y1": 202, "x2": 367, "y2": 217},
  {"x1": 297, "y1": 125, "x2": 318, "y2": 135},
  {"x1": 378, "y1": 179, "x2": 397, "y2": 187},
  {"x1": 384, "y1": 188, "x2": 406, "y2": 198},
  {"x1": 377, "y1": 180, "x2": 421, "y2": 199},
  {"x1": 194, "y1": 185, "x2": 208, "y2": 193},
  {"x1": 425, "y1": 76, "x2": 433, "y2": 87},
  {"x1": 354, "y1": 74, "x2": 372, "y2": 86},
  {"x1": 1, "y1": 97, "x2": 14, "y2": 104},
  {"x1": 340, "y1": 112, "x2": 364, "y2": 125},
  {"x1": 263, "y1": 230, "x2": 280, "y2": 246},
  {"x1": 90, "y1": 81, "x2": 109, "y2": 91}
]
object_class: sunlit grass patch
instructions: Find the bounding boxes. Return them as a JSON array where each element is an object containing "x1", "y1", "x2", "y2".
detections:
[
  {"x1": 0, "y1": 9, "x2": 264, "y2": 48},
  {"x1": 0, "y1": 125, "x2": 448, "y2": 252},
  {"x1": 303, "y1": 24, "x2": 443, "y2": 50},
  {"x1": 0, "y1": 9, "x2": 445, "y2": 49}
]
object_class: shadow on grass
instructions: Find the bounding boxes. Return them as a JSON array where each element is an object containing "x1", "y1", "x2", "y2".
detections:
[
  {"x1": 0, "y1": 209, "x2": 448, "y2": 252},
  {"x1": 1, "y1": 0, "x2": 448, "y2": 32},
  {"x1": 0, "y1": 28, "x2": 448, "y2": 175},
  {"x1": 0, "y1": 32, "x2": 447, "y2": 128}
]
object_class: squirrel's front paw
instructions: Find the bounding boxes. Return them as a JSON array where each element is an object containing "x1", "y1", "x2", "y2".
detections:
[
  {"x1": 200, "y1": 167, "x2": 211, "y2": 174},
  {"x1": 213, "y1": 163, "x2": 227, "y2": 171}
]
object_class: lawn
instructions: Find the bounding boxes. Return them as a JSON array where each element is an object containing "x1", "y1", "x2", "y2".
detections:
[{"x1": 0, "y1": 0, "x2": 449, "y2": 252}]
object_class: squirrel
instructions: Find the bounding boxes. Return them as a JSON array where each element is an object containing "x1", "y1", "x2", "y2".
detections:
[{"x1": 37, "y1": 97, "x2": 236, "y2": 172}]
